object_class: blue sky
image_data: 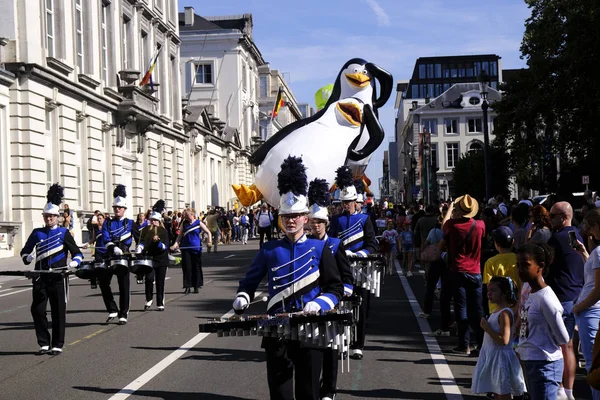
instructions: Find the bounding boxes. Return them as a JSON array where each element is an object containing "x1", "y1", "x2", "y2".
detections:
[{"x1": 180, "y1": 0, "x2": 531, "y2": 197}]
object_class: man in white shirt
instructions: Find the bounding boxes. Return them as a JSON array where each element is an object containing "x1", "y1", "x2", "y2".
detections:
[{"x1": 256, "y1": 204, "x2": 274, "y2": 248}]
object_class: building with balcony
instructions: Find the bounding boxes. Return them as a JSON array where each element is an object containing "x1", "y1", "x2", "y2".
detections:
[{"x1": 0, "y1": 0, "x2": 187, "y2": 257}]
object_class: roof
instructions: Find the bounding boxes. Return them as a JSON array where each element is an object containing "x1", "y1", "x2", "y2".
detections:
[
  {"x1": 178, "y1": 13, "x2": 223, "y2": 32},
  {"x1": 205, "y1": 14, "x2": 253, "y2": 36},
  {"x1": 414, "y1": 82, "x2": 502, "y2": 114}
]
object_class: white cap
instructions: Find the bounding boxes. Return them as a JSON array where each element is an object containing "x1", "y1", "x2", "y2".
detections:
[
  {"x1": 279, "y1": 191, "x2": 309, "y2": 215},
  {"x1": 309, "y1": 203, "x2": 329, "y2": 221},
  {"x1": 112, "y1": 196, "x2": 127, "y2": 208},
  {"x1": 43, "y1": 203, "x2": 60, "y2": 215},
  {"x1": 149, "y1": 211, "x2": 162, "y2": 220},
  {"x1": 356, "y1": 193, "x2": 364, "y2": 203},
  {"x1": 338, "y1": 185, "x2": 357, "y2": 201}
]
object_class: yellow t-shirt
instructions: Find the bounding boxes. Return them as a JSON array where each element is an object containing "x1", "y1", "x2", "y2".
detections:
[{"x1": 483, "y1": 252, "x2": 521, "y2": 313}]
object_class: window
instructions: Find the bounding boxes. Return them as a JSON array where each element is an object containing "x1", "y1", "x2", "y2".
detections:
[
  {"x1": 435, "y1": 84, "x2": 443, "y2": 97},
  {"x1": 444, "y1": 118, "x2": 458, "y2": 134},
  {"x1": 426, "y1": 64, "x2": 434, "y2": 79},
  {"x1": 46, "y1": 160, "x2": 53, "y2": 188},
  {"x1": 154, "y1": 0, "x2": 163, "y2": 12},
  {"x1": 140, "y1": 31, "x2": 149, "y2": 73},
  {"x1": 418, "y1": 64, "x2": 426, "y2": 79},
  {"x1": 45, "y1": 0, "x2": 55, "y2": 57},
  {"x1": 435, "y1": 64, "x2": 442, "y2": 78},
  {"x1": 469, "y1": 97, "x2": 481, "y2": 106},
  {"x1": 490, "y1": 61, "x2": 498, "y2": 76},
  {"x1": 469, "y1": 142, "x2": 483, "y2": 154},
  {"x1": 411, "y1": 84, "x2": 418, "y2": 98},
  {"x1": 474, "y1": 62, "x2": 481, "y2": 76},
  {"x1": 431, "y1": 143, "x2": 438, "y2": 170},
  {"x1": 45, "y1": 109, "x2": 52, "y2": 132},
  {"x1": 242, "y1": 64, "x2": 247, "y2": 90},
  {"x1": 76, "y1": 166, "x2": 82, "y2": 205},
  {"x1": 74, "y1": 0, "x2": 83, "y2": 71},
  {"x1": 467, "y1": 118, "x2": 483, "y2": 133},
  {"x1": 481, "y1": 61, "x2": 489, "y2": 74},
  {"x1": 491, "y1": 81, "x2": 498, "y2": 90},
  {"x1": 419, "y1": 84, "x2": 427, "y2": 97},
  {"x1": 100, "y1": 3, "x2": 108, "y2": 82},
  {"x1": 443, "y1": 83, "x2": 451, "y2": 92},
  {"x1": 422, "y1": 119, "x2": 437, "y2": 136},
  {"x1": 122, "y1": 16, "x2": 131, "y2": 70},
  {"x1": 446, "y1": 143, "x2": 459, "y2": 168},
  {"x1": 195, "y1": 64, "x2": 213, "y2": 84},
  {"x1": 260, "y1": 77, "x2": 268, "y2": 97},
  {"x1": 427, "y1": 84, "x2": 434, "y2": 98}
]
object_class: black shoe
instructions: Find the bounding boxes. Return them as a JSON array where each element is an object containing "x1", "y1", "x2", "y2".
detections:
[
  {"x1": 193, "y1": 288, "x2": 199, "y2": 293},
  {"x1": 183, "y1": 288, "x2": 190, "y2": 294}
]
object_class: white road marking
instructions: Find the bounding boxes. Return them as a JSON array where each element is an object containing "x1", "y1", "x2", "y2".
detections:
[
  {"x1": 165, "y1": 277, "x2": 171, "y2": 280},
  {"x1": 0, "y1": 288, "x2": 31, "y2": 297},
  {"x1": 109, "y1": 291, "x2": 262, "y2": 399},
  {"x1": 395, "y1": 259, "x2": 463, "y2": 400},
  {"x1": 0, "y1": 288, "x2": 14, "y2": 293},
  {"x1": 223, "y1": 255, "x2": 235, "y2": 259}
]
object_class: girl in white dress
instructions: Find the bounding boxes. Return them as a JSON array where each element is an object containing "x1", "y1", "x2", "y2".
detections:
[{"x1": 472, "y1": 276, "x2": 526, "y2": 399}]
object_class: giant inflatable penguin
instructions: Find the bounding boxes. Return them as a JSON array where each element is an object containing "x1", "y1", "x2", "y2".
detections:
[{"x1": 233, "y1": 96, "x2": 384, "y2": 207}]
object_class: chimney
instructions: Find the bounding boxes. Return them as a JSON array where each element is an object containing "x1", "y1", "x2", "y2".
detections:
[{"x1": 184, "y1": 7, "x2": 194, "y2": 26}]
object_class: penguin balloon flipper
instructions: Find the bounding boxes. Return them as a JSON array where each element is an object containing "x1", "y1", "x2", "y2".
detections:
[
  {"x1": 366, "y1": 62, "x2": 393, "y2": 110},
  {"x1": 346, "y1": 104, "x2": 384, "y2": 162}
]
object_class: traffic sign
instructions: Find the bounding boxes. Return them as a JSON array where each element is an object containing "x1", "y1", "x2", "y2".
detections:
[{"x1": 583, "y1": 175, "x2": 590, "y2": 185}]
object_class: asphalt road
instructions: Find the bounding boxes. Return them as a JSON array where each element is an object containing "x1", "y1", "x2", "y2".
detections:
[{"x1": 0, "y1": 240, "x2": 592, "y2": 399}]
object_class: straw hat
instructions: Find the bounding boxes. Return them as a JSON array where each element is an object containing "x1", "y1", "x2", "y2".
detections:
[{"x1": 454, "y1": 194, "x2": 479, "y2": 218}]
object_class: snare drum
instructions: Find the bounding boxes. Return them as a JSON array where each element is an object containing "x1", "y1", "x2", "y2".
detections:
[
  {"x1": 109, "y1": 256, "x2": 129, "y2": 275},
  {"x1": 130, "y1": 255, "x2": 153, "y2": 275},
  {"x1": 94, "y1": 260, "x2": 109, "y2": 277},
  {"x1": 75, "y1": 261, "x2": 96, "y2": 280}
]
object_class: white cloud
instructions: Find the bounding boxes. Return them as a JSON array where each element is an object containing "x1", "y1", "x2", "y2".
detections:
[{"x1": 364, "y1": 0, "x2": 391, "y2": 27}]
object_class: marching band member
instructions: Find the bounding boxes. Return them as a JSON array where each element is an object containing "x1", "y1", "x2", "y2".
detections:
[
  {"x1": 136, "y1": 200, "x2": 170, "y2": 311},
  {"x1": 307, "y1": 178, "x2": 354, "y2": 400},
  {"x1": 328, "y1": 166, "x2": 378, "y2": 360},
  {"x1": 354, "y1": 179, "x2": 366, "y2": 214},
  {"x1": 100, "y1": 184, "x2": 133, "y2": 324},
  {"x1": 232, "y1": 156, "x2": 343, "y2": 400},
  {"x1": 170, "y1": 208, "x2": 212, "y2": 294},
  {"x1": 20, "y1": 183, "x2": 83, "y2": 355}
]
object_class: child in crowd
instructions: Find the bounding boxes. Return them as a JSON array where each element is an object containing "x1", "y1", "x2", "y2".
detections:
[
  {"x1": 516, "y1": 243, "x2": 569, "y2": 400},
  {"x1": 472, "y1": 276, "x2": 526, "y2": 399},
  {"x1": 400, "y1": 220, "x2": 414, "y2": 277},
  {"x1": 382, "y1": 221, "x2": 401, "y2": 275},
  {"x1": 483, "y1": 226, "x2": 521, "y2": 314}
]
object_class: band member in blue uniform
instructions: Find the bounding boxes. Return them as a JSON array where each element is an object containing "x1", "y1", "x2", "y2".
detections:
[
  {"x1": 307, "y1": 178, "x2": 354, "y2": 400},
  {"x1": 100, "y1": 184, "x2": 134, "y2": 324},
  {"x1": 170, "y1": 207, "x2": 212, "y2": 294},
  {"x1": 328, "y1": 166, "x2": 378, "y2": 360},
  {"x1": 20, "y1": 183, "x2": 83, "y2": 355},
  {"x1": 232, "y1": 156, "x2": 343, "y2": 400},
  {"x1": 136, "y1": 200, "x2": 170, "y2": 311}
]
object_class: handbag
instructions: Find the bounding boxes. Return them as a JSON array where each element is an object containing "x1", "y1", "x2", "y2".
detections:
[{"x1": 421, "y1": 244, "x2": 441, "y2": 262}]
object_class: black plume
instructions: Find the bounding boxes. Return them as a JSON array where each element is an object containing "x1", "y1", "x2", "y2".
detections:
[
  {"x1": 308, "y1": 179, "x2": 330, "y2": 207},
  {"x1": 334, "y1": 166, "x2": 354, "y2": 189},
  {"x1": 354, "y1": 178, "x2": 365, "y2": 194},
  {"x1": 113, "y1": 184, "x2": 127, "y2": 199},
  {"x1": 153, "y1": 199, "x2": 166, "y2": 214},
  {"x1": 46, "y1": 183, "x2": 64, "y2": 206},
  {"x1": 277, "y1": 156, "x2": 308, "y2": 196}
]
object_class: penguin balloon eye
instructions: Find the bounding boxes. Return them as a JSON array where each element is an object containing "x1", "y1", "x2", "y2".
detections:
[
  {"x1": 353, "y1": 68, "x2": 359, "y2": 73},
  {"x1": 362, "y1": 70, "x2": 368, "y2": 75}
]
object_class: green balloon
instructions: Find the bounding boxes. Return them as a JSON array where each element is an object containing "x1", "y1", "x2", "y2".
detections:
[{"x1": 315, "y1": 84, "x2": 334, "y2": 111}]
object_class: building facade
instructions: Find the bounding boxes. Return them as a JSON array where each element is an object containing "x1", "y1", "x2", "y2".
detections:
[{"x1": 0, "y1": 0, "x2": 187, "y2": 257}]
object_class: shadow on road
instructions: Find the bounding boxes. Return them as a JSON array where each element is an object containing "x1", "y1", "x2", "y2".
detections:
[
  {"x1": 130, "y1": 345, "x2": 265, "y2": 363},
  {"x1": 72, "y1": 386, "x2": 254, "y2": 399},
  {"x1": 337, "y1": 387, "x2": 449, "y2": 399}
]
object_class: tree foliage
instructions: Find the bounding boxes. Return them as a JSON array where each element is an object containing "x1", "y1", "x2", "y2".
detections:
[
  {"x1": 493, "y1": 0, "x2": 600, "y2": 192},
  {"x1": 452, "y1": 149, "x2": 511, "y2": 201}
]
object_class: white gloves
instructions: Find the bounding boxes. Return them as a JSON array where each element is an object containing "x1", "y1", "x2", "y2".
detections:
[
  {"x1": 25, "y1": 254, "x2": 34, "y2": 263},
  {"x1": 233, "y1": 296, "x2": 249, "y2": 314},
  {"x1": 303, "y1": 301, "x2": 321, "y2": 313},
  {"x1": 135, "y1": 246, "x2": 143, "y2": 254},
  {"x1": 113, "y1": 247, "x2": 123, "y2": 256},
  {"x1": 69, "y1": 261, "x2": 78, "y2": 268},
  {"x1": 345, "y1": 250, "x2": 355, "y2": 257}
]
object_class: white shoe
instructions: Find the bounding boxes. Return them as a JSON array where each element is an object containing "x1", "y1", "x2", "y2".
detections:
[
  {"x1": 106, "y1": 312, "x2": 118, "y2": 322},
  {"x1": 350, "y1": 349, "x2": 363, "y2": 359},
  {"x1": 118, "y1": 317, "x2": 127, "y2": 325},
  {"x1": 50, "y1": 347, "x2": 62, "y2": 355},
  {"x1": 39, "y1": 346, "x2": 50, "y2": 355},
  {"x1": 322, "y1": 397, "x2": 334, "y2": 400},
  {"x1": 419, "y1": 312, "x2": 430, "y2": 319},
  {"x1": 427, "y1": 329, "x2": 450, "y2": 337},
  {"x1": 407, "y1": 271, "x2": 413, "y2": 277},
  {"x1": 158, "y1": 306, "x2": 165, "y2": 311},
  {"x1": 144, "y1": 300, "x2": 153, "y2": 310}
]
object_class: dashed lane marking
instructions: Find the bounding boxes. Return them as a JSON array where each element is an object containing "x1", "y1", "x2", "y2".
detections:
[
  {"x1": 223, "y1": 254, "x2": 235, "y2": 259},
  {"x1": 396, "y1": 259, "x2": 463, "y2": 400},
  {"x1": 108, "y1": 291, "x2": 263, "y2": 400},
  {"x1": 0, "y1": 304, "x2": 28, "y2": 314},
  {"x1": 0, "y1": 288, "x2": 31, "y2": 297}
]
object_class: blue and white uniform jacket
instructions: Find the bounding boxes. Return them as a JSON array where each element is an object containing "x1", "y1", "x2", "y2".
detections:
[
  {"x1": 133, "y1": 220, "x2": 148, "y2": 244},
  {"x1": 21, "y1": 226, "x2": 83, "y2": 270},
  {"x1": 328, "y1": 211, "x2": 378, "y2": 256},
  {"x1": 180, "y1": 219, "x2": 202, "y2": 254},
  {"x1": 236, "y1": 234, "x2": 343, "y2": 315},
  {"x1": 312, "y1": 234, "x2": 354, "y2": 297},
  {"x1": 102, "y1": 217, "x2": 133, "y2": 255},
  {"x1": 94, "y1": 228, "x2": 106, "y2": 257}
]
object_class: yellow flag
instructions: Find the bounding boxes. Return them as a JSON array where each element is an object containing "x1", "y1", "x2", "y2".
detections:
[{"x1": 314, "y1": 84, "x2": 334, "y2": 111}]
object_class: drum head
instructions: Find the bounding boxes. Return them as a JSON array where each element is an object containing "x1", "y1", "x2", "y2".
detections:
[{"x1": 130, "y1": 263, "x2": 153, "y2": 275}]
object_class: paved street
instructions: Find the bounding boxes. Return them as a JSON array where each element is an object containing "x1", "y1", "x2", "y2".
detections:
[{"x1": 0, "y1": 240, "x2": 592, "y2": 399}]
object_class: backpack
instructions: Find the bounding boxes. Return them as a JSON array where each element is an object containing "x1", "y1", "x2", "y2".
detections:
[{"x1": 241, "y1": 215, "x2": 249, "y2": 227}]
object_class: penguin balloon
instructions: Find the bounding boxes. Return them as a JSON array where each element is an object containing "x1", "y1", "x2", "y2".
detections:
[{"x1": 234, "y1": 59, "x2": 393, "y2": 207}]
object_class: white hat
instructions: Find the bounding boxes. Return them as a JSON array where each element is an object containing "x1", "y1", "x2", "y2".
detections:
[
  {"x1": 335, "y1": 166, "x2": 357, "y2": 201},
  {"x1": 339, "y1": 185, "x2": 357, "y2": 201},
  {"x1": 112, "y1": 184, "x2": 128, "y2": 208},
  {"x1": 278, "y1": 156, "x2": 309, "y2": 216},
  {"x1": 308, "y1": 178, "x2": 331, "y2": 221},
  {"x1": 356, "y1": 193, "x2": 364, "y2": 203},
  {"x1": 43, "y1": 183, "x2": 64, "y2": 215},
  {"x1": 150, "y1": 199, "x2": 165, "y2": 220}
]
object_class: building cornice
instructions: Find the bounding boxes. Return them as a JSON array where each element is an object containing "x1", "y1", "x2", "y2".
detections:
[{"x1": 0, "y1": 68, "x2": 16, "y2": 87}]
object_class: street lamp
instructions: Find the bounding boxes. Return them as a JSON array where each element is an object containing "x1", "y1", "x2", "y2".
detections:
[
  {"x1": 423, "y1": 136, "x2": 431, "y2": 205},
  {"x1": 402, "y1": 166, "x2": 408, "y2": 204},
  {"x1": 478, "y1": 70, "x2": 492, "y2": 202}
]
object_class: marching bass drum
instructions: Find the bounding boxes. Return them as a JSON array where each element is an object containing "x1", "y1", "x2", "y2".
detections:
[
  {"x1": 109, "y1": 255, "x2": 129, "y2": 275},
  {"x1": 75, "y1": 261, "x2": 96, "y2": 280},
  {"x1": 130, "y1": 255, "x2": 153, "y2": 275}
]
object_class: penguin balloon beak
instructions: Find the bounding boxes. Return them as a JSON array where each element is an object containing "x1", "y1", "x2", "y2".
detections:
[
  {"x1": 336, "y1": 102, "x2": 362, "y2": 126},
  {"x1": 345, "y1": 72, "x2": 370, "y2": 88}
]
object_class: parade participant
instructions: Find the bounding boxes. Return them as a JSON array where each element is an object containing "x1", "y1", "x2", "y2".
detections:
[
  {"x1": 20, "y1": 183, "x2": 83, "y2": 355},
  {"x1": 328, "y1": 166, "x2": 378, "y2": 360},
  {"x1": 307, "y1": 178, "x2": 354, "y2": 400},
  {"x1": 85, "y1": 213, "x2": 106, "y2": 289},
  {"x1": 171, "y1": 208, "x2": 212, "y2": 294},
  {"x1": 100, "y1": 184, "x2": 133, "y2": 324},
  {"x1": 133, "y1": 212, "x2": 148, "y2": 246},
  {"x1": 354, "y1": 179, "x2": 366, "y2": 214},
  {"x1": 136, "y1": 200, "x2": 170, "y2": 311},
  {"x1": 232, "y1": 156, "x2": 343, "y2": 400}
]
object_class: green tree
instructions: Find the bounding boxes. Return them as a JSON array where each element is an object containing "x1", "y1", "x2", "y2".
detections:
[
  {"x1": 452, "y1": 149, "x2": 511, "y2": 201},
  {"x1": 493, "y1": 0, "x2": 600, "y2": 193}
]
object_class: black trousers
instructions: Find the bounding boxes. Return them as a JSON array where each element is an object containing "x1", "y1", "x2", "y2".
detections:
[
  {"x1": 258, "y1": 226, "x2": 271, "y2": 248},
  {"x1": 145, "y1": 266, "x2": 168, "y2": 307},
  {"x1": 423, "y1": 259, "x2": 453, "y2": 331},
  {"x1": 99, "y1": 269, "x2": 130, "y2": 318},
  {"x1": 320, "y1": 348, "x2": 339, "y2": 397},
  {"x1": 31, "y1": 277, "x2": 66, "y2": 349},
  {"x1": 264, "y1": 339, "x2": 323, "y2": 400},
  {"x1": 352, "y1": 287, "x2": 370, "y2": 349},
  {"x1": 181, "y1": 251, "x2": 203, "y2": 289}
]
